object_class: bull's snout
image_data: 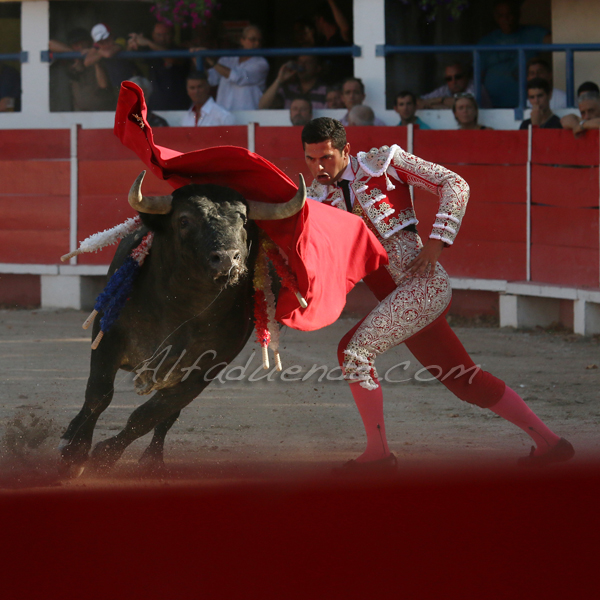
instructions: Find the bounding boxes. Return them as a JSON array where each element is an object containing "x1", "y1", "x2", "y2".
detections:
[{"x1": 209, "y1": 249, "x2": 242, "y2": 278}]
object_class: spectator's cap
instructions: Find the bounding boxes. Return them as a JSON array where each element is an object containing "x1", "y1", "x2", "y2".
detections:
[{"x1": 91, "y1": 23, "x2": 110, "y2": 43}]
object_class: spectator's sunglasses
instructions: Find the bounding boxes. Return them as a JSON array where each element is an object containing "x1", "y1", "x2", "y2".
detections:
[
  {"x1": 453, "y1": 92, "x2": 475, "y2": 99},
  {"x1": 445, "y1": 73, "x2": 466, "y2": 82}
]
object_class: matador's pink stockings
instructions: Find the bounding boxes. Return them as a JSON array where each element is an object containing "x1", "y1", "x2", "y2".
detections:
[
  {"x1": 339, "y1": 313, "x2": 562, "y2": 461},
  {"x1": 348, "y1": 380, "x2": 390, "y2": 463},
  {"x1": 489, "y1": 386, "x2": 561, "y2": 456}
]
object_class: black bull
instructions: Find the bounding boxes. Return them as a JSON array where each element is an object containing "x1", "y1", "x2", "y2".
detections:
[{"x1": 59, "y1": 172, "x2": 306, "y2": 474}]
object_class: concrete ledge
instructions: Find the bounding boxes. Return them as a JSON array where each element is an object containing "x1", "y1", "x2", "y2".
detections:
[
  {"x1": 0, "y1": 263, "x2": 59, "y2": 275},
  {"x1": 59, "y1": 264, "x2": 109, "y2": 276},
  {"x1": 450, "y1": 278, "x2": 507, "y2": 292},
  {"x1": 41, "y1": 274, "x2": 106, "y2": 310},
  {"x1": 7, "y1": 267, "x2": 600, "y2": 335}
]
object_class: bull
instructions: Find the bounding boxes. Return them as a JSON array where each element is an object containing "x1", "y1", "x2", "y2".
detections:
[{"x1": 59, "y1": 171, "x2": 306, "y2": 474}]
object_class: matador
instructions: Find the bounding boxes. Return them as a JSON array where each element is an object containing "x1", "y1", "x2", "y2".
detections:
[{"x1": 302, "y1": 117, "x2": 574, "y2": 470}]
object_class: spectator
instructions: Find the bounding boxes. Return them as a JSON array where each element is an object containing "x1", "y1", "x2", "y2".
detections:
[
  {"x1": 50, "y1": 29, "x2": 115, "y2": 111},
  {"x1": 84, "y1": 23, "x2": 137, "y2": 90},
  {"x1": 181, "y1": 71, "x2": 235, "y2": 127},
  {"x1": 452, "y1": 94, "x2": 493, "y2": 130},
  {"x1": 128, "y1": 76, "x2": 169, "y2": 127},
  {"x1": 292, "y1": 18, "x2": 317, "y2": 48},
  {"x1": 347, "y1": 104, "x2": 375, "y2": 126},
  {"x1": 520, "y1": 78, "x2": 562, "y2": 130},
  {"x1": 325, "y1": 85, "x2": 344, "y2": 109},
  {"x1": 289, "y1": 97, "x2": 313, "y2": 126},
  {"x1": 418, "y1": 62, "x2": 492, "y2": 109},
  {"x1": 49, "y1": 29, "x2": 87, "y2": 112},
  {"x1": 478, "y1": 1, "x2": 549, "y2": 108},
  {"x1": 577, "y1": 81, "x2": 599, "y2": 101},
  {"x1": 339, "y1": 77, "x2": 385, "y2": 125},
  {"x1": 526, "y1": 58, "x2": 567, "y2": 110},
  {"x1": 127, "y1": 22, "x2": 189, "y2": 111},
  {"x1": 203, "y1": 25, "x2": 268, "y2": 111},
  {"x1": 259, "y1": 55, "x2": 327, "y2": 109},
  {"x1": 394, "y1": 91, "x2": 430, "y2": 129},
  {"x1": 561, "y1": 92, "x2": 600, "y2": 137},
  {"x1": 0, "y1": 62, "x2": 21, "y2": 112},
  {"x1": 314, "y1": 0, "x2": 353, "y2": 83}
]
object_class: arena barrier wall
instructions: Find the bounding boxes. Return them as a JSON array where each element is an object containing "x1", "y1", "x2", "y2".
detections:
[
  {"x1": 2, "y1": 466, "x2": 599, "y2": 599},
  {"x1": 1, "y1": 126, "x2": 599, "y2": 332}
]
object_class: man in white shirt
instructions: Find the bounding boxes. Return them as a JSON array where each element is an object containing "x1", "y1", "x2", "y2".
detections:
[
  {"x1": 181, "y1": 71, "x2": 236, "y2": 127},
  {"x1": 205, "y1": 25, "x2": 269, "y2": 111}
]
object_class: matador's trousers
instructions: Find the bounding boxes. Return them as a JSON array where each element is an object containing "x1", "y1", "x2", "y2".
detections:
[{"x1": 339, "y1": 230, "x2": 505, "y2": 408}]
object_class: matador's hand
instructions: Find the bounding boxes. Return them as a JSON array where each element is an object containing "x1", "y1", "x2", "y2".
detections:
[{"x1": 407, "y1": 238, "x2": 445, "y2": 276}]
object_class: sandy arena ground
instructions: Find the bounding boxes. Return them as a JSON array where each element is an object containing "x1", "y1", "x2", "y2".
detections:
[{"x1": 0, "y1": 308, "x2": 598, "y2": 489}]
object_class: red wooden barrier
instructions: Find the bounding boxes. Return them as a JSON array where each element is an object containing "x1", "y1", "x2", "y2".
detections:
[
  {"x1": 0, "y1": 130, "x2": 71, "y2": 264},
  {"x1": 0, "y1": 127, "x2": 598, "y2": 290},
  {"x1": 413, "y1": 130, "x2": 528, "y2": 281},
  {"x1": 530, "y1": 129, "x2": 599, "y2": 287}
]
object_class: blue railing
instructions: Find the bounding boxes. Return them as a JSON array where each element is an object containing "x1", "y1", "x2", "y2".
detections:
[
  {"x1": 0, "y1": 52, "x2": 28, "y2": 63},
  {"x1": 377, "y1": 43, "x2": 600, "y2": 114},
  {"x1": 41, "y1": 45, "x2": 361, "y2": 71}
]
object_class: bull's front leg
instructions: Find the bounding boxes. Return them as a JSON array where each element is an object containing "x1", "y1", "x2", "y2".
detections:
[
  {"x1": 89, "y1": 380, "x2": 209, "y2": 471},
  {"x1": 59, "y1": 356, "x2": 120, "y2": 476}
]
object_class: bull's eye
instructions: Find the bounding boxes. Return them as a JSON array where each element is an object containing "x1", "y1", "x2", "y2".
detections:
[
  {"x1": 237, "y1": 212, "x2": 247, "y2": 224},
  {"x1": 179, "y1": 216, "x2": 190, "y2": 229}
]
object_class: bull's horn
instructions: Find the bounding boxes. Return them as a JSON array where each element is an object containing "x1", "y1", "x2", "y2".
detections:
[
  {"x1": 246, "y1": 174, "x2": 306, "y2": 221},
  {"x1": 128, "y1": 171, "x2": 173, "y2": 214}
]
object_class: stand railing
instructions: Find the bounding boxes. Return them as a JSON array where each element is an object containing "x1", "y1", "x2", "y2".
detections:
[{"x1": 377, "y1": 43, "x2": 600, "y2": 115}]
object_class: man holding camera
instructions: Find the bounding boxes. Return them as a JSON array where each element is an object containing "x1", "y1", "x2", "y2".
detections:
[{"x1": 259, "y1": 55, "x2": 327, "y2": 109}]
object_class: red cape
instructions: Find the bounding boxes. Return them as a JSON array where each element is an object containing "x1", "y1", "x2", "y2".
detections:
[{"x1": 114, "y1": 82, "x2": 388, "y2": 331}]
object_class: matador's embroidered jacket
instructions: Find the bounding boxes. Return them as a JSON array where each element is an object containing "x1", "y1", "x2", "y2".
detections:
[{"x1": 306, "y1": 144, "x2": 470, "y2": 246}]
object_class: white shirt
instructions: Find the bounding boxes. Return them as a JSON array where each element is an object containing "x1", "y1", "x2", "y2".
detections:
[
  {"x1": 180, "y1": 97, "x2": 236, "y2": 127},
  {"x1": 208, "y1": 56, "x2": 269, "y2": 111},
  {"x1": 526, "y1": 88, "x2": 567, "y2": 110}
]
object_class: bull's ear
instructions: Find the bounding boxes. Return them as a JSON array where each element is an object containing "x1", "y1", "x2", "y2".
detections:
[{"x1": 137, "y1": 211, "x2": 170, "y2": 232}]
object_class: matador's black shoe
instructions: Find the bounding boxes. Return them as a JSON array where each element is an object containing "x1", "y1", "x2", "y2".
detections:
[
  {"x1": 517, "y1": 438, "x2": 575, "y2": 467},
  {"x1": 333, "y1": 452, "x2": 398, "y2": 475}
]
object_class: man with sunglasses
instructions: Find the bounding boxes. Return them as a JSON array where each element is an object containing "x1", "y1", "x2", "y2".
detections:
[{"x1": 418, "y1": 62, "x2": 492, "y2": 110}]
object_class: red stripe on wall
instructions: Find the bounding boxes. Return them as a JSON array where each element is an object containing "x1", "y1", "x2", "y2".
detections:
[
  {"x1": 0, "y1": 230, "x2": 69, "y2": 264},
  {"x1": 414, "y1": 130, "x2": 528, "y2": 165},
  {"x1": 442, "y1": 240, "x2": 527, "y2": 281},
  {"x1": 532, "y1": 164, "x2": 599, "y2": 209},
  {"x1": 0, "y1": 161, "x2": 70, "y2": 195},
  {"x1": 0, "y1": 196, "x2": 70, "y2": 231},
  {"x1": 0, "y1": 130, "x2": 70, "y2": 160},
  {"x1": 531, "y1": 245, "x2": 599, "y2": 287},
  {"x1": 531, "y1": 206, "x2": 599, "y2": 249},
  {"x1": 532, "y1": 129, "x2": 599, "y2": 166},
  {"x1": 78, "y1": 161, "x2": 173, "y2": 196}
]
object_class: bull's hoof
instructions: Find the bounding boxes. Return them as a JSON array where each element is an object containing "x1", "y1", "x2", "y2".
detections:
[
  {"x1": 57, "y1": 438, "x2": 89, "y2": 478},
  {"x1": 57, "y1": 460, "x2": 86, "y2": 479},
  {"x1": 89, "y1": 438, "x2": 124, "y2": 472},
  {"x1": 138, "y1": 447, "x2": 167, "y2": 475}
]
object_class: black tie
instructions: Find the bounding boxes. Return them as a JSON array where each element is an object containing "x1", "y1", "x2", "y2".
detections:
[{"x1": 338, "y1": 179, "x2": 353, "y2": 212}]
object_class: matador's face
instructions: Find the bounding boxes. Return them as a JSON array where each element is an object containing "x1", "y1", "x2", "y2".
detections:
[{"x1": 303, "y1": 140, "x2": 350, "y2": 186}]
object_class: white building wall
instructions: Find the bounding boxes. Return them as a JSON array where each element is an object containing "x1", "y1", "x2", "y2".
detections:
[{"x1": 552, "y1": 0, "x2": 600, "y2": 95}]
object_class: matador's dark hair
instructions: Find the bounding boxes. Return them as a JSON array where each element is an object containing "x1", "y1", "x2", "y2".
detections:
[{"x1": 301, "y1": 117, "x2": 347, "y2": 151}]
